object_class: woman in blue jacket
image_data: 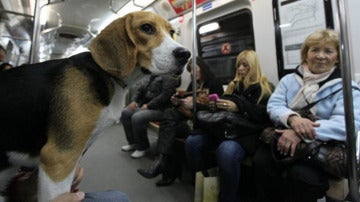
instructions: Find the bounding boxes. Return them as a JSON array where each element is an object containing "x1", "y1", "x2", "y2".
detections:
[{"x1": 253, "y1": 29, "x2": 360, "y2": 202}]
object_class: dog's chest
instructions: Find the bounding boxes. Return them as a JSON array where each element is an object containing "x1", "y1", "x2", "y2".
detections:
[{"x1": 84, "y1": 81, "x2": 127, "y2": 150}]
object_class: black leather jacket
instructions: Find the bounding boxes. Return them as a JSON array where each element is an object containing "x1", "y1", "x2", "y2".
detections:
[{"x1": 131, "y1": 74, "x2": 180, "y2": 110}]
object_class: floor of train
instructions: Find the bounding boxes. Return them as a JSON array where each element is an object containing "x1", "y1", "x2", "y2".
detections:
[
  {"x1": 79, "y1": 124, "x2": 195, "y2": 202},
  {"x1": 79, "y1": 124, "x2": 328, "y2": 202}
]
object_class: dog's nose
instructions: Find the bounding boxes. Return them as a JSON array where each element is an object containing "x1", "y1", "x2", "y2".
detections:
[{"x1": 173, "y1": 47, "x2": 191, "y2": 65}]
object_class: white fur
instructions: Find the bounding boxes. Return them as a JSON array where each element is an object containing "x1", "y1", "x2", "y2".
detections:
[
  {"x1": 38, "y1": 166, "x2": 76, "y2": 201},
  {"x1": 150, "y1": 32, "x2": 186, "y2": 74}
]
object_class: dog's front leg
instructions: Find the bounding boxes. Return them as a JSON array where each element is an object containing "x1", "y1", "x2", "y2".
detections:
[
  {"x1": 37, "y1": 141, "x2": 82, "y2": 202},
  {"x1": 38, "y1": 164, "x2": 76, "y2": 201}
]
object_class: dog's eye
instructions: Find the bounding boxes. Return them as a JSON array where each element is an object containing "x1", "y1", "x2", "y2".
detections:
[
  {"x1": 170, "y1": 30, "x2": 175, "y2": 38},
  {"x1": 141, "y1": 24, "x2": 156, "y2": 35}
]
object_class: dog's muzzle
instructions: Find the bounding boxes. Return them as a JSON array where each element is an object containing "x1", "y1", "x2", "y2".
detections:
[{"x1": 173, "y1": 47, "x2": 191, "y2": 66}]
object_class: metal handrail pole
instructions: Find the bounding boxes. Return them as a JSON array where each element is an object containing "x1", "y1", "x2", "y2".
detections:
[
  {"x1": 30, "y1": 0, "x2": 41, "y2": 63},
  {"x1": 192, "y1": 0, "x2": 197, "y2": 116},
  {"x1": 336, "y1": 0, "x2": 360, "y2": 201}
]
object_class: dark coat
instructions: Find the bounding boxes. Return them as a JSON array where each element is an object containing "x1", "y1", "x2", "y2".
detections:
[
  {"x1": 224, "y1": 81, "x2": 273, "y2": 154},
  {"x1": 131, "y1": 74, "x2": 180, "y2": 110},
  {"x1": 196, "y1": 81, "x2": 273, "y2": 155}
]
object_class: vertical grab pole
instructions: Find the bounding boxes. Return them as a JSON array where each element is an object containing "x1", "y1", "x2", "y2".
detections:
[
  {"x1": 336, "y1": 0, "x2": 360, "y2": 201},
  {"x1": 192, "y1": 0, "x2": 197, "y2": 116},
  {"x1": 30, "y1": 0, "x2": 41, "y2": 63}
]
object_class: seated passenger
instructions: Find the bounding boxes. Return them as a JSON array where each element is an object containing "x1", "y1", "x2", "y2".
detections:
[
  {"x1": 253, "y1": 29, "x2": 360, "y2": 202},
  {"x1": 137, "y1": 57, "x2": 224, "y2": 186},
  {"x1": 120, "y1": 73, "x2": 180, "y2": 158},
  {"x1": 185, "y1": 50, "x2": 273, "y2": 202}
]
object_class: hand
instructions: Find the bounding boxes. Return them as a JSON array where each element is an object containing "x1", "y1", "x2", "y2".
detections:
[
  {"x1": 171, "y1": 95, "x2": 181, "y2": 106},
  {"x1": 288, "y1": 115, "x2": 320, "y2": 140},
  {"x1": 276, "y1": 129, "x2": 302, "y2": 157},
  {"x1": 51, "y1": 192, "x2": 85, "y2": 202},
  {"x1": 181, "y1": 96, "x2": 193, "y2": 110},
  {"x1": 216, "y1": 99, "x2": 238, "y2": 112},
  {"x1": 197, "y1": 96, "x2": 209, "y2": 105},
  {"x1": 127, "y1": 101, "x2": 137, "y2": 110},
  {"x1": 141, "y1": 104, "x2": 148, "y2": 110}
]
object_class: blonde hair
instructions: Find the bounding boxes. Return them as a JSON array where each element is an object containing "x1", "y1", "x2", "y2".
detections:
[
  {"x1": 224, "y1": 50, "x2": 273, "y2": 103},
  {"x1": 301, "y1": 29, "x2": 340, "y2": 65}
]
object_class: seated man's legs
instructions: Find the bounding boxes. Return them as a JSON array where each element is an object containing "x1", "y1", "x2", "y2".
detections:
[
  {"x1": 131, "y1": 109, "x2": 165, "y2": 151},
  {"x1": 120, "y1": 107, "x2": 138, "y2": 150}
]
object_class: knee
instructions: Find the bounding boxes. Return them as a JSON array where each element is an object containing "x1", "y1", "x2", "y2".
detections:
[
  {"x1": 216, "y1": 141, "x2": 245, "y2": 163},
  {"x1": 184, "y1": 136, "x2": 195, "y2": 152},
  {"x1": 120, "y1": 109, "x2": 133, "y2": 121},
  {"x1": 131, "y1": 112, "x2": 147, "y2": 124}
]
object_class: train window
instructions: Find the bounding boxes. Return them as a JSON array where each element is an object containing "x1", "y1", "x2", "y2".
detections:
[{"x1": 197, "y1": 9, "x2": 254, "y2": 84}]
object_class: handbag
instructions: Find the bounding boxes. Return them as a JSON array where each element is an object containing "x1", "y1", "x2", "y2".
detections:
[
  {"x1": 196, "y1": 110, "x2": 262, "y2": 139},
  {"x1": 270, "y1": 135, "x2": 348, "y2": 178},
  {"x1": 260, "y1": 88, "x2": 348, "y2": 178}
]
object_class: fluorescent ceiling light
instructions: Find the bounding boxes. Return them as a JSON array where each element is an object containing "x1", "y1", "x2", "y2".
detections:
[
  {"x1": 199, "y1": 22, "x2": 220, "y2": 34},
  {"x1": 134, "y1": 0, "x2": 155, "y2": 8},
  {"x1": 117, "y1": 1, "x2": 142, "y2": 17},
  {"x1": 279, "y1": 23, "x2": 292, "y2": 28}
]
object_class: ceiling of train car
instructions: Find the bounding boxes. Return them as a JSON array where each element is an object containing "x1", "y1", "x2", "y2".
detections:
[
  {"x1": 39, "y1": 0, "x2": 129, "y2": 60},
  {"x1": 0, "y1": 0, "x2": 201, "y2": 64},
  {"x1": 0, "y1": 0, "x2": 134, "y2": 62}
]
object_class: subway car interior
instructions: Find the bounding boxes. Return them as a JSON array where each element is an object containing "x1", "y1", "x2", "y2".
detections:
[{"x1": 1, "y1": 0, "x2": 360, "y2": 201}]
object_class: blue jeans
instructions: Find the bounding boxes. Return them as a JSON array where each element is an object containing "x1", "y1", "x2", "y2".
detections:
[
  {"x1": 120, "y1": 107, "x2": 164, "y2": 150},
  {"x1": 185, "y1": 134, "x2": 246, "y2": 202},
  {"x1": 84, "y1": 190, "x2": 130, "y2": 202}
]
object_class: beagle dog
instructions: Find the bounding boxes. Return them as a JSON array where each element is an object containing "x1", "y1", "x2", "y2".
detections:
[{"x1": 0, "y1": 11, "x2": 190, "y2": 201}]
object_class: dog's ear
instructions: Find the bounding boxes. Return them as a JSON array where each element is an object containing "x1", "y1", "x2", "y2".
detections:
[{"x1": 89, "y1": 14, "x2": 137, "y2": 79}]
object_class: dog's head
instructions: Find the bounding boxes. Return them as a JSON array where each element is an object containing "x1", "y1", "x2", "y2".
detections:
[{"x1": 89, "y1": 11, "x2": 190, "y2": 80}]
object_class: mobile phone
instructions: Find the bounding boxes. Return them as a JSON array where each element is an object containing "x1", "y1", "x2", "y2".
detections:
[{"x1": 208, "y1": 94, "x2": 219, "y2": 101}]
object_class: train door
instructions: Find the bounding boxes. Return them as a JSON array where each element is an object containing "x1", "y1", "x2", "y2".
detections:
[{"x1": 197, "y1": 10, "x2": 254, "y2": 84}]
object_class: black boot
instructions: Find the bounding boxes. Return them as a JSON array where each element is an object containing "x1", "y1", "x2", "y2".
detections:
[
  {"x1": 156, "y1": 156, "x2": 182, "y2": 186},
  {"x1": 137, "y1": 154, "x2": 164, "y2": 179}
]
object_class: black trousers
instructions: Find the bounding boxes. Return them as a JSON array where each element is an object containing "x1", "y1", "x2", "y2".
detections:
[
  {"x1": 156, "y1": 107, "x2": 191, "y2": 155},
  {"x1": 253, "y1": 143, "x2": 330, "y2": 202}
]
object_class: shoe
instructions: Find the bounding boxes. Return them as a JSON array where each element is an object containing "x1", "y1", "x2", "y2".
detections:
[
  {"x1": 131, "y1": 150, "x2": 146, "y2": 159},
  {"x1": 155, "y1": 174, "x2": 181, "y2": 186},
  {"x1": 155, "y1": 157, "x2": 182, "y2": 187},
  {"x1": 121, "y1": 144, "x2": 136, "y2": 152},
  {"x1": 137, "y1": 154, "x2": 164, "y2": 178}
]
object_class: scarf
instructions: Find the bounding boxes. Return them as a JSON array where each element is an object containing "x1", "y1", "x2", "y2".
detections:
[{"x1": 290, "y1": 65, "x2": 336, "y2": 112}]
